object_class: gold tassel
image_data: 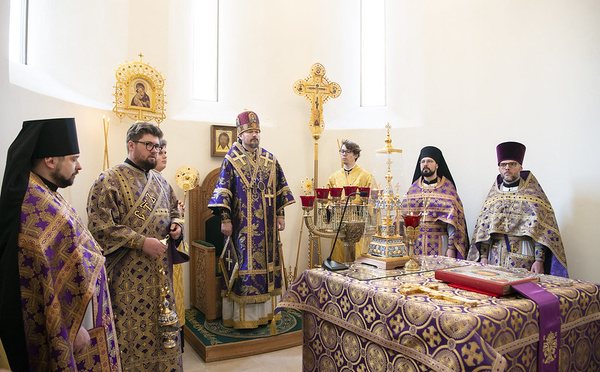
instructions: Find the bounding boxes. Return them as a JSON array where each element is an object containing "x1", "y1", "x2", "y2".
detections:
[{"x1": 270, "y1": 317, "x2": 277, "y2": 335}]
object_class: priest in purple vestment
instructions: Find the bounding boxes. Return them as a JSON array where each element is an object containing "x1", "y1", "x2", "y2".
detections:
[
  {"x1": 0, "y1": 118, "x2": 121, "y2": 371},
  {"x1": 209, "y1": 111, "x2": 295, "y2": 329},
  {"x1": 467, "y1": 141, "x2": 568, "y2": 277},
  {"x1": 400, "y1": 146, "x2": 468, "y2": 258},
  {"x1": 87, "y1": 122, "x2": 184, "y2": 371}
]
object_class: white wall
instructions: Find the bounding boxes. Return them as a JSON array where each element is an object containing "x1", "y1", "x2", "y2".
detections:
[{"x1": 1, "y1": 0, "x2": 599, "y2": 295}]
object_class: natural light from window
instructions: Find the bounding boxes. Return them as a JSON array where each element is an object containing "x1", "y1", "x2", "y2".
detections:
[
  {"x1": 9, "y1": 0, "x2": 28, "y2": 64},
  {"x1": 192, "y1": 0, "x2": 219, "y2": 102},
  {"x1": 360, "y1": 0, "x2": 386, "y2": 107}
]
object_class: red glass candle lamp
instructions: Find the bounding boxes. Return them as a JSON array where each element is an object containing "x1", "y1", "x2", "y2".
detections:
[
  {"x1": 329, "y1": 187, "x2": 343, "y2": 203},
  {"x1": 300, "y1": 195, "x2": 315, "y2": 212},
  {"x1": 315, "y1": 187, "x2": 330, "y2": 204},
  {"x1": 343, "y1": 186, "x2": 358, "y2": 199},
  {"x1": 403, "y1": 214, "x2": 421, "y2": 228},
  {"x1": 358, "y1": 187, "x2": 370, "y2": 203},
  {"x1": 402, "y1": 214, "x2": 422, "y2": 271}
]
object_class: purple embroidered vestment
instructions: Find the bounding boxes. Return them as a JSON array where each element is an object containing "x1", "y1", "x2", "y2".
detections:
[
  {"x1": 19, "y1": 173, "x2": 120, "y2": 371},
  {"x1": 468, "y1": 171, "x2": 568, "y2": 277},
  {"x1": 87, "y1": 163, "x2": 183, "y2": 371},
  {"x1": 400, "y1": 176, "x2": 468, "y2": 258},
  {"x1": 209, "y1": 142, "x2": 295, "y2": 328}
]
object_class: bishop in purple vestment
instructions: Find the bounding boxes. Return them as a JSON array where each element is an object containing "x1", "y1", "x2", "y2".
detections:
[{"x1": 209, "y1": 111, "x2": 295, "y2": 329}]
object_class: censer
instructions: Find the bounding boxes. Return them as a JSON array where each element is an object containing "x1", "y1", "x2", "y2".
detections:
[{"x1": 158, "y1": 236, "x2": 179, "y2": 349}]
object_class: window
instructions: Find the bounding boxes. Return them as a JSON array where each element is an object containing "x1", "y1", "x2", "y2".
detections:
[
  {"x1": 9, "y1": 0, "x2": 28, "y2": 64},
  {"x1": 360, "y1": 0, "x2": 386, "y2": 107},
  {"x1": 192, "y1": 0, "x2": 219, "y2": 102}
]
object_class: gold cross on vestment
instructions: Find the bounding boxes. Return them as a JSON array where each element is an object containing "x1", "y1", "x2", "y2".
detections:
[
  {"x1": 293, "y1": 63, "x2": 341, "y2": 139},
  {"x1": 261, "y1": 153, "x2": 273, "y2": 169},
  {"x1": 225, "y1": 250, "x2": 234, "y2": 271}
]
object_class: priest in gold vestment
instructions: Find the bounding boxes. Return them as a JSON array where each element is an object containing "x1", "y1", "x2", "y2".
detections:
[
  {"x1": 87, "y1": 123, "x2": 184, "y2": 371},
  {"x1": 326, "y1": 140, "x2": 373, "y2": 262}
]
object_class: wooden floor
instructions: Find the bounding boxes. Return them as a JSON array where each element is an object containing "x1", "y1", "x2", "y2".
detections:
[
  {"x1": 183, "y1": 324, "x2": 303, "y2": 363},
  {"x1": 182, "y1": 344, "x2": 302, "y2": 371}
]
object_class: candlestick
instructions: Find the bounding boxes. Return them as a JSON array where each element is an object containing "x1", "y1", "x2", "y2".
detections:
[
  {"x1": 102, "y1": 116, "x2": 110, "y2": 170},
  {"x1": 403, "y1": 214, "x2": 422, "y2": 271}
]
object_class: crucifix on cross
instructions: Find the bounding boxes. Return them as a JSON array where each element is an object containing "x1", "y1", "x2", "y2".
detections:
[{"x1": 293, "y1": 63, "x2": 341, "y2": 139}]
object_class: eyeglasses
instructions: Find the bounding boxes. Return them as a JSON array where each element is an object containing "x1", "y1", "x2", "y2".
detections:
[
  {"x1": 339, "y1": 150, "x2": 353, "y2": 155},
  {"x1": 499, "y1": 161, "x2": 519, "y2": 169},
  {"x1": 133, "y1": 140, "x2": 162, "y2": 152}
]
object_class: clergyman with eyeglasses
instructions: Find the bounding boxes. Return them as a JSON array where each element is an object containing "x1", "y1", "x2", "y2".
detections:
[
  {"x1": 467, "y1": 141, "x2": 568, "y2": 277},
  {"x1": 326, "y1": 139, "x2": 374, "y2": 263},
  {"x1": 87, "y1": 122, "x2": 185, "y2": 369}
]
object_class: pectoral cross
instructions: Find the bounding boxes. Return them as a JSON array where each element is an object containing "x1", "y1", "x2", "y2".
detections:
[
  {"x1": 399, "y1": 283, "x2": 478, "y2": 307},
  {"x1": 293, "y1": 63, "x2": 341, "y2": 137}
]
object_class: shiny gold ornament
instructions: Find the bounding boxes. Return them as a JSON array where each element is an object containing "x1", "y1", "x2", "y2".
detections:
[
  {"x1": 113, "y1": 53, "x2": 167, "y2": 125},
  {"x1": 294, "y1": 63, "x2": 341, "y2": 189},
  {"x1": 175, "y1": 165, "x2": 200, "y2": 215},
  {"x1": 157, "y1": 236, "x2": 179, "y2": 349}
]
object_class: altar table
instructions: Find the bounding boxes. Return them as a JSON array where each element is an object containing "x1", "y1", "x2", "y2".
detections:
[{"x1": 278, "y1": 258, "x2": 600, "y2": 371}]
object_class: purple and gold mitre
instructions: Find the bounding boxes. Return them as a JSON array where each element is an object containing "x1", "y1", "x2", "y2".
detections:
[
  {"x1": 497, "y1": 141, "x2": 526, "y2": 165},
  {"x1": 236, "y1": 110, "x2": 261, "y2": 135}
]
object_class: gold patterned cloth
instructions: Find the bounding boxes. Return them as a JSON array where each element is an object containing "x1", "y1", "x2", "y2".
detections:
[
  {"x1": 279, "y1": 262, "x2": 600, "y2": 371},
  {"x1": 327, "y1": 165, "x2": 373, "y2": 262},
  {"x1": 87, "y1": 162, "x2": 183, "y2": 371},
  {"x1": 400, "y1": 176, "x2": 468, "y2": 258},
  {"x1": 468, "y1": 171, "x2": 568, "y2": 277},
  {"x1": 18, "y1": 173, "x2": 121, "y2": 371}
]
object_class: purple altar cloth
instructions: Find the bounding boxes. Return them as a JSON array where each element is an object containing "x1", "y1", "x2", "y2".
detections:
[{"x1": 279, "y1": 264, "x2": 600, "y2": 371}]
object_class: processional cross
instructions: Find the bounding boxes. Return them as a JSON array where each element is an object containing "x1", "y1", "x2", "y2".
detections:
[
  {"x1": 293, "y1": 63, "x2": 341, "y2": 272},
  {"x1": 293, "y1": 63, "x2": 341, "y2": 189}
]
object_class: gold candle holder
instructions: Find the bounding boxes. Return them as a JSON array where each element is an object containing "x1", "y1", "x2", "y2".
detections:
[
  {"x1": 300, "y1": 195, "x2": 316, "y2": 214},
  {"x1": 403, "y1": 214, "x2": 422, "y2": 271},
  {"x1": 102, "y1": 116, "x2": 110, "y2": 171}
]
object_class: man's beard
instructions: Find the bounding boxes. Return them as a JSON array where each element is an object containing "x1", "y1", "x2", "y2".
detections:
[
  {"x1": 135, "y1": 155, "x2": 157, "y2": 171},
  {"x1": 140, "y1": 158, "x2": 157, "y2": 170},
  {"x1": 248, "y1": 139, "x2": 259, "y2": 149},
  {"x1": 52, "y1": 170, "x2": 76, "y2": 188},
  {"x1": 421, "y1": 168, "x2": 435, "y2": 178},
  {"x1": 502, "y1": 173, "x2": 519, "y2": 184}
]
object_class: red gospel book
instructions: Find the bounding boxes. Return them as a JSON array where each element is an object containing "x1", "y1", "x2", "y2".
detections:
[{"x1": 435, "y1": 265, "x2": 539, "y2": 296}]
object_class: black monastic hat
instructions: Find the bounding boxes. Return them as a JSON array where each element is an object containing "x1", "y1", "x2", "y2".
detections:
[{"x1": 411, "y1": 146, "x2": 456, "y2": 187}]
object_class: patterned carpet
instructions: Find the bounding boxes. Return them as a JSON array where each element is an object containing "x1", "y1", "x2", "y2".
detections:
[{"x1": 183, "y1": 308, "x2": 303, "y2": 362}]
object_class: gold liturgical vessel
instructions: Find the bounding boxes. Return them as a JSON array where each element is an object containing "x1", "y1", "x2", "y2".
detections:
[
  {"x1": 354, "y1": 124, "x2": 410, "y2": 270},
  {"x1": 158, "y1": 236, "x2": 179, "y2": 349}
]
